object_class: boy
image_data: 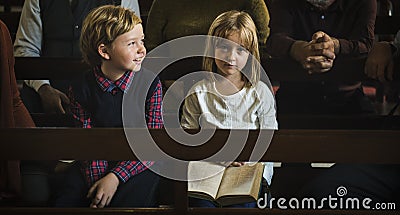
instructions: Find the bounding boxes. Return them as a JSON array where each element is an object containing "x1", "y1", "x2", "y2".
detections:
[{"x1": 54, "y1": 5, "x2": 163, "y2": 208}]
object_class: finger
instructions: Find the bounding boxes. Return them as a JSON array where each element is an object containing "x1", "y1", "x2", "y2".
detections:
[
  {"x1": 106, "y1": 195, "x2": 112, "y2": 206},
  {"x1": 364, "y1": 63, "x2": 375, "y2": 79},
  {"x1": 98, "y1": 195, "x2": 108, "y2": 208},
  {"x1": 306, "y1": 61, "x2": 332, "y2": 74},
  {"x1": 377, "y1": 64, "x2": 386, "y2": 82},
  {"x1": 310, "y1": 41, "x2": 332, "y2": 50},
  {"x1": 92, "y1": 191, "x2": 104, "y2": 206},
  {"x1": 318, "y1": 60, "x2": 334, "y2": 70},
  {"x1": 90, "y1": 202, "x2": 97, "y2": 208},
  {"x1": 307, "y1": 56, "x2": 327, "y2": 63},
  {"x1": 312, "y1": 31, "x2": 325, "y2": 41},
  {"x1": 60, "y1": 91, "x2": 71, "y2": 104},
  {"x1": 87, "y1": 184, "x2": 97, "y2": 198},
  {"x1": 319, "y1": 33, "x2": 331, "y2": 42},
  {"x1": 369, "y1": 65, "x2": 378, "y2": 80},
  {"x1": 230, "y1": 162, "x2": 242, "y2": 167},
  {"x1": 321, "y1": 48, "x2": 335, "y2": 60},
  {"x1": 387, "y1": 60, "x2": 394, "y2": 81},
  {"x1": 56, "y1": 101, "x2": 66, "y2": 114}
]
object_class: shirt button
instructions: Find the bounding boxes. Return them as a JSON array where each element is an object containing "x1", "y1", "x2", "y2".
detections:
[
  {"x1": 75, "y1": 25, "x2": 79, "y2": 29},
  {"x1": 321, "y1": 15, "x2": 325, "y2": 19}
]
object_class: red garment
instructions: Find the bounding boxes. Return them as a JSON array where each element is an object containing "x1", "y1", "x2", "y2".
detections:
[{"x1": 0, "y1": 20, "x2": 35, "y2": 201}]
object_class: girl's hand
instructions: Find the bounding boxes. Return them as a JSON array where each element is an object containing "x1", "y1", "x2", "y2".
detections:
[
  {"x1": 87, "y1": 173, "x2": 120, "y2": 208},
  {"x1": 230, "y1": 162, "x2": 245, "y2": 167}
]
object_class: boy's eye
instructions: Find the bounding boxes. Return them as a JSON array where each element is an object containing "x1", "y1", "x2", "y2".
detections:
[{"x1": 128, "y1": 39, "x2": 145, "y2": 46}]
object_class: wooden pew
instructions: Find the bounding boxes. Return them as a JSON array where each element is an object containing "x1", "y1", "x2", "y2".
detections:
[
  {"x1": 0, "y1": 128, "x2": 399, "y2": 215},
  {"x1": 0, "y1": 0, "x2": 24, "y2": 12},
  {"x1": 7, "y1": 55, "x2": 400, "y2": 215},
  {"x1": 13, "y1": 56, "x2": 370, "y2": 81}
]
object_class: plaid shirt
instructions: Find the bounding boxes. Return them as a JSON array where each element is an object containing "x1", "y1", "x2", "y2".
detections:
[{"x1": 69, "y1": 66, "x2": 163, "y2": 186}]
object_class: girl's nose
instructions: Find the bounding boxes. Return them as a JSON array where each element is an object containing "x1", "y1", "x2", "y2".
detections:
[{"x1": 226, "y1": 49, "x2": 235, "y2": 62}]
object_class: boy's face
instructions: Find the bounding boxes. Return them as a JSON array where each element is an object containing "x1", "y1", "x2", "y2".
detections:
[{"x1": 105, "y1": 24, "x2": 146, "y2": 73}]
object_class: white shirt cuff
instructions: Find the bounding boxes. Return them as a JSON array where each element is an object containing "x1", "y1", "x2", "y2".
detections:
[{"x1": 24, "y1": 80, "x2": 50, "y2": 92}]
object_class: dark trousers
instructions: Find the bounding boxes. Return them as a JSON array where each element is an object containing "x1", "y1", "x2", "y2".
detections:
[
  {"x1": 54, "y1": 163, "x2": 160, "y2": 207},
  {"x1": 276, "y1": 83, "x2": 375, "y2": 114},
  {"x1": 299, "y1": 164, "x2": 400, "y2": 208}
]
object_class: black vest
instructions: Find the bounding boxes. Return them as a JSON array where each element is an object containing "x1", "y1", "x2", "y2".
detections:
[
  {"x1": 39, "y1": 0, "x2": 120, "y2": 57},
  {"x1": 72, "y1": 69, "x2": 160, "y2": 128}
]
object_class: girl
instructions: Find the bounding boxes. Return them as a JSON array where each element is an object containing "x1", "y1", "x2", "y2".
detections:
[{"x1": 181, "y1": 10, "x2": 278, "y2": 207}]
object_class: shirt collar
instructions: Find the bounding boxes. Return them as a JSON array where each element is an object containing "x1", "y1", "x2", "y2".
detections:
[{"x1": 93, "y1": 66, "x2": 134, "y2": 94}]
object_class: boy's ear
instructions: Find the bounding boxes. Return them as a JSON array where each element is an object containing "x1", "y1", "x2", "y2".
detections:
[{"x1": 98, "y1": 44, "x2": 110, "y2": 60}]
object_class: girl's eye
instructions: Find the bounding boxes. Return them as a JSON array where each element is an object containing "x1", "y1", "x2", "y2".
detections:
[
  {"x1": 237, "y1": 47, "x2": 248, "y2": 54},
  {"x1": 216, "y1": 44, "x2": 228, "y2": 51}
]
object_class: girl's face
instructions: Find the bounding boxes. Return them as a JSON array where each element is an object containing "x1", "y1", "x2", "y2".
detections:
[
  {"x1": 105, "y1": 24, "x2": 146, "y2": 73},
  {"x1": 214, "y1": 32, "x2": 249, "y2": 78}
]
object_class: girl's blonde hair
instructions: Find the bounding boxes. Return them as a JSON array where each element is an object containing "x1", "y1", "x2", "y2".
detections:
[
  {"x1": 203, "y1": 10, "x2": 260, "y2": 87},
  {"x1": 80, "y1": 5, "x2": 141, "y2": 67}
]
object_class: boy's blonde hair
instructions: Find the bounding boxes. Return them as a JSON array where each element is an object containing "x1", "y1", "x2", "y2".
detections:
[
  {"x1": 203, "y1": 10, "x2": 260, "y2": 86},
  {"x1": 80, "y1": 5, "x2": 142, "y2": 67}
]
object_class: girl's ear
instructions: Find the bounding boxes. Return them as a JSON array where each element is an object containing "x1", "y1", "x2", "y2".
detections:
[{"x1": 98, "y1": 44, "x2": 110, "y2": 60}]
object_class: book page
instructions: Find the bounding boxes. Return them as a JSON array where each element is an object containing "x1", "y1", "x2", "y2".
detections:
[
  {"x1": 217, "y1": 163, "x2": 263, "y2": 199},
  {"x1": 188, "y1": 161, "x2": 226, "y2": 200}
]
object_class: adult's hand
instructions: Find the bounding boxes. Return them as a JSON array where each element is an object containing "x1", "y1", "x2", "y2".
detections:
[
  {"x1": 37, "y1": 84, "x2": 70, "y2": 114},
  {"x1": 87, "y1": 173, "x2": 120, "y2": 208},
  {"x1": 305, "y1": 31, "x2": 338, "y2": 74},
  {"x1": 364, "y1": 41, "x2": 394, "y2": 82}
]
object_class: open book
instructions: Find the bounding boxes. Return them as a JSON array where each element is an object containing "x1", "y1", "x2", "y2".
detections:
[{"x1": 188, "y1": 161, "x2": 264, "y2": 206}]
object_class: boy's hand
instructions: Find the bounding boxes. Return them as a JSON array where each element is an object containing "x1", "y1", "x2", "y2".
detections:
[
  {"x1": 37, "y1": 84, "x2": 70, "y2": 114},
  {"x1": 87, "y1": 173, "x2": 120, "y2": 208}
]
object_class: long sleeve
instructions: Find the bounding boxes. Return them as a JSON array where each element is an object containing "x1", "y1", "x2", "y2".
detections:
[
  {"x1": 257, "y1": 86, "x2": 278, "y2": 130},
  {"x1": 144, "y1": 0, "x2": 167, "y2": 51},
  {"x1": 13, "y1": 0, "x2": 50, "y2": 92},
  {"x1": 266, "y1": 0, "x2": 376, "y2": 58},
  {"x1": 13, "y1": 0, "x2": 42, "y2": 57},
  {"x1": 394, "y1": 30, "x2": 400, "y2": 49},
  {"x1": 68, "y1": 86, "x2": 92, "y2": 128},
  {"x1": 336, "y1": 0, "x2": 376, "y2": 56},
  {"x1": 146, "y1": 81, "x2": 163, "y2": 128},
  {"x1": 181, "y1": 93, "x2": 201, "y2": 129},
  {"x1": 265, "y1": 0, "x2": 297, "y2": 58},
  {"x1": 121, "y1": 0, "x2": 140, "y2": 18},
  {"x1": 0, "y1": 19, "x2": 34, "y2": 199}
]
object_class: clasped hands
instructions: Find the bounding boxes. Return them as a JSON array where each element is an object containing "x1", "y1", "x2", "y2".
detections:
[{"x1": 290, "y1": 31, "x2": 339, "y2": 74}]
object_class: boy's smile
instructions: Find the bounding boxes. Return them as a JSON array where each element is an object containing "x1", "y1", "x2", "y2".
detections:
[{"x1": 101, "y1": 24, "x2": 146, "y2": 81}]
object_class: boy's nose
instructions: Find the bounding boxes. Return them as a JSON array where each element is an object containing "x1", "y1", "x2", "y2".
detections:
[{"x1": 137, "y1": 43, "x2": 146, "y2": 53}]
